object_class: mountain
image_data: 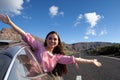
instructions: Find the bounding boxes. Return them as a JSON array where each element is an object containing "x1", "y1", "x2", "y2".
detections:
[
  {"x1": 0, "y1": 28, "x2": 21, "y2": 41},
  {"x1": 0, "y1": 28, "x2": 117, "y2": 54},
  {"x1": 70, "y1": 42, "x2": 116, "y2": 51},
  {"x1": 0, "y1": 28, "x2": 44, "y2": 42}
]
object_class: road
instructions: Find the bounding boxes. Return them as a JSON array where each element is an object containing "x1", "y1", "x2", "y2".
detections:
[{"x1": 63, "y1": 53, "x2": 120, "y2": 80}]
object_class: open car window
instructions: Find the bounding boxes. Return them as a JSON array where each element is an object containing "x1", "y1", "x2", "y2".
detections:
[{"x1": 7, "y1": 47, "x2": 52, "y2": 80}]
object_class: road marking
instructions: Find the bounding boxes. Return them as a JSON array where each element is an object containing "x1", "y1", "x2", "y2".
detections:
[
  {"x1": 76, "y1": 75, "x2": 82, "y2": 80},
  {"x1": 101, "y1": 56, "x2": 120, "y2": 60}
]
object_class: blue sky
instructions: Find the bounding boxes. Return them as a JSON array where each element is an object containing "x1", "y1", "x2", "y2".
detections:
[{"x1": 0, "y1": 0, "x2": 120, "y2": 44}]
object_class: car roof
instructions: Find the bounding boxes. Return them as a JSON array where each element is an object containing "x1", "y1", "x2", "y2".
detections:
[
  {"x1": 0, "y1": 40, "x2": 21, "y2": 45},
  {"x1": 0, "y1": 40, "x2": 28, "y2": 58}
]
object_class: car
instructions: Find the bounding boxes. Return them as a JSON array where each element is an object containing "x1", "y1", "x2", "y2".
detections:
[{"x1": 0, "y1": 40, "x2": 52, "y2": 80}]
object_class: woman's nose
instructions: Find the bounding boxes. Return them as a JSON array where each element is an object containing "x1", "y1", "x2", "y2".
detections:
[{"x1": 51, "y1": 39, "x2": 55, "y2": 42}]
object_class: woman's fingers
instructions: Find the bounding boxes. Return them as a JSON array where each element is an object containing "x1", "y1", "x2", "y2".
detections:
[
  {"x1": 93, "y1": 59, "x2": 102, "y2": 67},
  {"x1": 0, "y1": 14, "x2": 10, "y2": 24}
]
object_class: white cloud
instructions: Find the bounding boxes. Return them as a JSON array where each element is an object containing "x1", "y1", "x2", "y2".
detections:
[
  {"x1": 74, "y1": 22, "x2": 80, "y2": 27},
  {"x1": 26, "y1": 0, "x2": 30, "y2": 2},
  {"x1": 84, "y1": 36, "x2": 89, "y2": 40},
  {"x1": 99, "y1": 29, "x2": 107, "y2": 36},
  {"x1": 84, "y1": 12, "x2": 104, "y2": 38},
  {"x1": 73, "y1": 12, "x2": 105, "y2": 41},
  {"x1": 22, "y1": 15, "x2": 32, "y2": 20},
  {"x1": 0, "y1": 0, "x2": 24, "y2": 15},
  {"x1": 73, "y1": 12, "x2": 104, "y2": 40},
  {"x1": 49, "y1": 6, "x2": 58, "y2": 17},
  {"x1": 49, "y1": 5, "x2": 64, "y2": 17},
  {"x1": 77, "y1": 14, "x2": 83, "y2": 20},
  {"x1": 84, "y1": 12, "x2": 101, "y2": 28},
  {"x1": 86, "y1": 28, "x2": 96, "y2": 36},
  {"x1": 59, "y1": 11, "x2": 64, "y2": 16},
  {"x1": 74, "y1": 14, "x2": 83, "y2": 27}
]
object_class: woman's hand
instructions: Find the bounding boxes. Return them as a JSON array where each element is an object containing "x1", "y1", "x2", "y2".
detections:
[
  {"x1": 0, "y1": 14, "x2": 11, "y2": 24},
  {"x1": 76, "y1": 57, "x2": 102, "y2": 67},
  {"x1": 92, "y1": 59, "x2": 102, "y2": 67},
  {"x1": 0, "y1": 13, "x2": 26, "y2": 35}
]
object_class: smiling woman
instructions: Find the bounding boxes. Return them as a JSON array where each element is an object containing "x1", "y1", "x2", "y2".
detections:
[{"x1": 0, "y1": 13, "x2": 102, "y2": 80}]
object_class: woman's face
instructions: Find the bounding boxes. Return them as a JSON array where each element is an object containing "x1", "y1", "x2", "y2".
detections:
[{"x1": 46, "y1": 33, "x2": 59, "y2": 49}]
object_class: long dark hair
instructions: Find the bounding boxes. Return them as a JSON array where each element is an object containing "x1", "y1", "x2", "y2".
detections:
[{"x1": 44, "y1": 31, "x2": 68, "y2": 76}]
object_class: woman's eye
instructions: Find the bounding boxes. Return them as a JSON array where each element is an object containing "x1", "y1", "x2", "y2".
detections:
[
  {"x1": 54, "y1": 38, "x2": 57, "y2": 41},
  {"x1": 48, "y1": 37, "x2": 57, "y2": 41},
  {"x1": 48, "y1": 37, "x2": 52, "y2": 40}
]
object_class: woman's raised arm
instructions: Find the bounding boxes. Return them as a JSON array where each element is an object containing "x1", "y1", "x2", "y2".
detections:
[
  {"x1": 75, "y1": 57, "x2": 102, "y2": 67},
  {"x1": 0, "y1": 13, "x2": 25, "y2": 36}
]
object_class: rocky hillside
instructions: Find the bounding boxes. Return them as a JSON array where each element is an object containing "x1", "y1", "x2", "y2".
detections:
[
  {"x1": 0, "y1": 28, "x2": 21, "y2": 41},
  {"x1": 0, "y1": 28, "x2": 117, "y2": 54},
  {"x1": 0, "y1": 28, "x2": 44, "y2": 42},
  {"x1": 70, "y1": 42, "x2": 116, "y2": 51}
]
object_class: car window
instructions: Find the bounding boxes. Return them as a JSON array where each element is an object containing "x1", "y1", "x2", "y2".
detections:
[
  {"x1": 7, "y1": 48, "x2": 30, "y2": 80},
  {"x1": 7, "y1": 47, "x2": 52, "y2": 80}
]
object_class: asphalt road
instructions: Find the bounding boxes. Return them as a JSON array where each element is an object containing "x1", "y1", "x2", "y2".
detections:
[{"x1": 63, "y1": 53, "x2": 120, "y2": 80}]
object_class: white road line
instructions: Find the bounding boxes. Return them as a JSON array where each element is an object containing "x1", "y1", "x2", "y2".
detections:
[
  {"x1": 101, "y1": 56, "x2": 120, "y2": 60},
  {"x1": 76, "y1": 75, "x2": 82, "y2": 80}
]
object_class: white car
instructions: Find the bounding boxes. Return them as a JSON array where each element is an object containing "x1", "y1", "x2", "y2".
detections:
[{"x1": 0, "y1": 40, "x2": 52, "y2": 80}]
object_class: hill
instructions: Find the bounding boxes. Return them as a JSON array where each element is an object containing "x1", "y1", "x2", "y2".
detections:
[{"x1": 0, "y1": 28, "x2": 118, "y2": 55}]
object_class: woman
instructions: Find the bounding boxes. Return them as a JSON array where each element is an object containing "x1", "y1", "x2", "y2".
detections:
[{"x1": 0, "y1": 14, "x2": 102, "y2": 80}]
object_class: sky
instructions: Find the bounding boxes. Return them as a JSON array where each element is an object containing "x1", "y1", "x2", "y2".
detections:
[{"x1": 0, "y1": 0, "x2": 120, "y2": 44}]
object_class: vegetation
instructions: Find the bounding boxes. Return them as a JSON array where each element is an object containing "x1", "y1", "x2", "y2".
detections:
[{"x1": 86, "y1": 44, "x2": 120, "y2": 57}]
